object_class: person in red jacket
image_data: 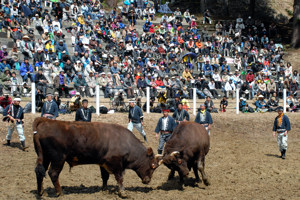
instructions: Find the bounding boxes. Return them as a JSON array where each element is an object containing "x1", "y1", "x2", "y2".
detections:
[
  {"x1": 246, "y1": 70, "x2": 255, "y2": 83},
  {"x1": 0, "y1": 93, "x2": 12, "y2": 109}
]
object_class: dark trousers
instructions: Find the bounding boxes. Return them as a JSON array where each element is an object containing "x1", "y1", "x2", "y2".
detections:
[
  {"x1": 57, "y1": 85, "x2": 69, "y2": 97},
  {"x1": 158, "y1": 133, "x2": 172, "y2": 154}
]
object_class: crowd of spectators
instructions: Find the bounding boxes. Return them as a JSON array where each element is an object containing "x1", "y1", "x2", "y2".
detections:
[{"x1": 0, "y1": 0, "x2": 299, "y2": 113}]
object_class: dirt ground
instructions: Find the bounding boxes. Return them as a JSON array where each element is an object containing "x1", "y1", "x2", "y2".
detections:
[{"x1": 0, "y1": 106, "x2": 299, "y2": 200}]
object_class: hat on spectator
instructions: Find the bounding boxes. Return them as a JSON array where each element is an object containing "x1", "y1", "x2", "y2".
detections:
[
  {"x1": 147, "y1": 73, "x2": 151, "y2": 76},
  {"x1": 119, "y1": 40, "x2": 124, "y2": 43},
  {"x1": 37, "y1": 47, "x2": 42, "y2": 51},
  {"x1": 245, "y1": 90, "x2": 249, "y2": 94},
  {"x1": 76, "y1": 60, "x2": 81, "y2": 63},
  {"x1": 35, "y1": 14, "x2": 39, "y2": 17},
  {"x1": 59, "y1": 69, "x2": 64, "y2": 73},
  {"x1": 59, "y1": 39, "x2": 63, "y2": 43},
  {"x1": 89, "y1": 71, "x2": 93, "y2": 74},
  {"x1": 23, "y1": 35, "x2": 29, "y2": 39},
  {"x1": 165, "y1": 75, "x2": 169, "y2": 78},
  {"x1": 171, "y1": 76, "x2": 175, "y2": 79},
  {"x1": 78, "y1": 72, "x2": 83, "y2": 76},
  {"x1": 54, "y1": 92, "x2": 59, "y2": 96},
  {"x1": 101, "y1": 72, "x2": 106, "y2": 75},
  {"x1": 54, "y1": 60, "x2": 59, "y2": 63},
  {"x1": 2, "y1": 45, "x2": 7, "y2": 49},
  {"x1": 46, "y1": 93, "x2": 53, "y2": 97},
  {"x1": 138, "y1": 56, "x2": 141, "y2": 59},
  {"x1": 14, "y1": 97, "x2": 21, "y2": 102},
  {"x1": 277, "y1": 106, "x2": 283, "y2": 111},
  {"x1": 258, "y1": 95, "x2": 264, "y2": 98},
  {"x1": 75, "y1": 92, "x2": 80, "y2": 96}
]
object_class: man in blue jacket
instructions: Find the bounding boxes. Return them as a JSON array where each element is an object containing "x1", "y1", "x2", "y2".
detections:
[
  {"x1": 195, "y1": 104, "x2": 213, "y2": 135},
  {"x1": 155, "y1": 108, "x2": 176, "y2": 154},
  {"x1": 20, "y1": 58, "x2": 34, "y2": 82},
  {"x1": 273, "y1": 107, "x2": 291, "y2": 159},
  {"x1": 128, "y1": 99, "x2": 147, "y2": 142},
  {"x1": 41, "y1": 93, "x2": 59, "y2": 119},
  {"x1": 3, "y1": 97, "x2": 28, "y2": 150}
]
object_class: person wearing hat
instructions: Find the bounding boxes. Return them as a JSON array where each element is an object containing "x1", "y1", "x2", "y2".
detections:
[
  {"x1": 255, "y1": 94, "x2": 268, "y2": 112},
  {"x1": 184, "y1": 9, "x2": 191, "y2": 23},
  {"x1": 75, "y1": 99, "x2": 92, "y2": 122},
  {"x1": 56, "y1": 39, "x2": 68, "y2": 55},
  {"x1": 53, "y1": 92, "x2": 61, "y2": 108},
  {"x1": 0, "y1": 67, "x2": 11, "y2": 91},
  {"x1": 54, "y1": 70, "x2": 69, "y2": 98},
  {"x1": 20, "y1": 35, "x2": 34, "y2": 58},
  {"x1": 128, "y1": 99, "x2": 148, "y2": 142},
  {"x1": 70, "y1": 92, "x2": 82, "y2": 111},
  {"x1": 41, "y1": 93, "x2": 59, "y2": 119},
  {"x1": 154, "y1": 108, "x2": 176, "y2": 154},
  {"x1": 172, "y1": 102, "x2": 190, "y2": 125},
  {"x1": 195, "y1": 104, "x2": 213, "y2": 135},
  {"x1": 3, "y1": 97, "x2": 28, "y2": 150},
  {"x1": 73, "y1": 72, "x2": 88, "y2": 97},
  {"x1": 273, "y1": 107, "x2": 291, "y2": 159}
]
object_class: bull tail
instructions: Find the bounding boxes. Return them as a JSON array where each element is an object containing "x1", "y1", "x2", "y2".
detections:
[{"x1": 33, "y1": 118, "x2": 46, "y2": 178}]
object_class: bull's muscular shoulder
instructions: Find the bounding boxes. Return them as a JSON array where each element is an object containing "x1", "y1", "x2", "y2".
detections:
[{"x1": 173, "y1": 121, "x2": 207, "y2": 136}]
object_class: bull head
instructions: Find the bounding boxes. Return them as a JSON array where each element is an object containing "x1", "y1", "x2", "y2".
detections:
[{"x1": 155, "y1": 154, "x2": 164, "y2": 166}]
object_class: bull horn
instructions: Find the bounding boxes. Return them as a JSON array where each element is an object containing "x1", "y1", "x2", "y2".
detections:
[
  {"x1": 158, "y1": 160, "x2": 164, "y2": 166},
  {"x1": 170, "y1": 151, "x2": 180, "y2": 157},
  {"x1": 155, "y1": 154, "x2": 163, "y2": 159}
]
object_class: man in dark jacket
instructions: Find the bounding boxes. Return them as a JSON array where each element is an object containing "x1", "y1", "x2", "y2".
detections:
[
  {"x1": 154, "y1": 109, "x2": 176, "y2": 154},
  {"x1": 195, "y1": 104, "x2": 213, "y2": 135},
  {"x1": 35, "y1": 69, "x2": 48, "y2": 94},
  {"x1": 75, "y1": 99, "x2": 92, "y2": 122},
  {"x1": 172, "y1": 102, "x2": 190, "y2": 124},
  {"x1": 272, "y1": 107, "x2": 291, "y2": 159}
]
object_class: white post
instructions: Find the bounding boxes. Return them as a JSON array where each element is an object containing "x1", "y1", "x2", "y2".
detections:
[
  {"x1": 193, "y1": 88, "x2": 197, "y2": 116},
  {"x1": 283, "y1": 89, "x2": 286, "y2": 113},
  {"x1": 236, "y1": 89, "x2": 239, "y2": 115},
  {"x1": 146, "y1": 87, "x2": 150, "y2": 114},
  {"x1": 31, "y1": 82, "x2": 36, "y2": 114},
  {"x1": 96, "y1": 85, "x2": 100, "y2": 116}
]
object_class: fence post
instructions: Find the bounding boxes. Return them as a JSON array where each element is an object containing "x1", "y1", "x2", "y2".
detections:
[
  {"x1": 96, "y1": 85, "x2": 100, "y2": 116},
  {"x1": 193, "y1": 88, "x2": 197, "y2": 116},
  {"x1": 236, "y1": 89, "x2": 239, "y2": 115},
  {"x1": 31, "y1": 82, "x2": 36, "y2": 114},
  {"x1": 283, "y1": 89, "x2": 286, "y2": 113},
  {"x1": 146, "y1": 87, "x2": 150, "y2": 114}
]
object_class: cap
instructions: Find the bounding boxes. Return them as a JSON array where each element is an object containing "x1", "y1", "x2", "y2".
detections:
[
  {"x1": 258, "y1": 95, "x2": 264, "y2": 98},
  {"x1": 54, "y1": 92, "x2": 59, "y2": 95},
  {"x1": 101, "y1": 72, "x2": 106, "y2": 75},
  {"x1": 46, "y1": 93, "x2": 53, "y2": 97},
  {"x1": 162, "y1": 109, "x2": 170, "y2": 112},
  {"x1": 75, "y1": 92, "x2": 80, "y2": 95},
  {"x1": 2, "y1": 45, "x2": 7, "y2": 49},
  {"x1": 277, "y1": 106, "x2": 283, "y2": 111},
  {"x1": 54, "y1": 60, "x2": 59, "y2": 63},
  {"x1": 129, "y1": 99, "x2": 136, "y2": 103}
]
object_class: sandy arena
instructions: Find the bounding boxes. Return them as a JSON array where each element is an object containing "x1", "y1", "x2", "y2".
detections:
[{"x1": 0, "y1": 107, "x2": 299, "y2": 200}]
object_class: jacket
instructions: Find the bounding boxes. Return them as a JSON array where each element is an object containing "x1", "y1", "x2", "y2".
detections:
[
  {"x1": 195, "y1": 110, "x2": 213, "y2": 124},
  {"x1": 54, "y1": 75, "x2": 67, "y2": 88},
  {"x1": 41, "y1": 100, "x2": 59, "y2": 118},
  {"x1": 20, "y1": 62, "x2": 33, "y2": 76},
  {"x1": 128, "y1": 105, "x2": 143, "y2": 123},
  {"x1": 273, "y1": 114, "x2": 291, "y2": 132},
  {"x1": 155, "y1": 116, "x2": 176, "y2": 133}
]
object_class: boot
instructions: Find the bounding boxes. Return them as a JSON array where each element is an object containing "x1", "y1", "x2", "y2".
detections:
[
  {"x1": 281, "y1": 150, "x2": 286, "y2": 159},
  {"x1": 280, "y1": 151, "x2": 283, "y2": 158},
  {"x1": 21, "y1": 141, "x2": 28, "y2": 151},
  {"x1": 4, "y1": 140, "x2": 10, "y2": 146}
]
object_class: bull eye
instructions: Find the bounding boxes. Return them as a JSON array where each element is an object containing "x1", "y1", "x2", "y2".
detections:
[
  {"x1": 178, "y1": 159, "x2": 182, "y2": 165},
  {"x1": 151, "y1": 163, "x2": 156, "y2": 169}
]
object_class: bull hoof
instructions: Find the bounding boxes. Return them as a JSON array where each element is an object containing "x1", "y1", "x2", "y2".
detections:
[
  {"x1": 195, "y1": 178, "x2": 201, "y2": 183},
  {"x1": 118, "y1": 191, "x2": 128, "y2": 199},
  {"x1": 203, "y1": 179, "x2": 210, "y2": 186},
  {"x1": 56, "y1": 191, "x2": 63, "y2": 197}
]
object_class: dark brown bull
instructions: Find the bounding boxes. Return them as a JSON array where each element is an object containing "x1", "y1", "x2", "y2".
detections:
[
  {"x1": 33, "y1": 117, "x2": 160, "y2": 198},
  {"x1": 159, "y1": 122, "x2": 210, "y2": 186}
]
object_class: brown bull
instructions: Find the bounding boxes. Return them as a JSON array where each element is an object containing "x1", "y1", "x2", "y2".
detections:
[
  {"x1": 33, "y1": 117, "x2": 160, "y2": 197},
  {"x1": 159, "y1": 122, "x2": 210, "y2": 186}
]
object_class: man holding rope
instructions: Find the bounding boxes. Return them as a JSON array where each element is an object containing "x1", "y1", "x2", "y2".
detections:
[{"x1": 3, "y1": 97, "x2": 28, "y2": 151}]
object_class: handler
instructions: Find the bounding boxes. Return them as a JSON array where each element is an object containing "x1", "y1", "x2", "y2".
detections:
[
  {"x1": 75, "y1": 99, "x2": 92, "y2": 122},
  {"x1": 273, "y1": 107, "x2": 291, "y2": 159},
  {"x1": 195, "y1": 104, "x2": 213, "y2": 135},
  {"x1": 41, "y1": 93, "x2": 59, "y2": 119},
  {"x1": 128, "y1": 99, "x2": 148, "y2": 142},
  {"x1": 155, "y1": 108, "x2": 176, "y2": 154},
  {"x1": 3, "y1": 97, "x2": 28, "y2": 150},
  {"x1": 172, "y1": 102, "x2": 189, "y2": 124}
]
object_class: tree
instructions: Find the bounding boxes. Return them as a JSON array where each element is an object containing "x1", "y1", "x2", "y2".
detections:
[{"x1": 292, "y1": 0, "x2": 300, "y2": 48}]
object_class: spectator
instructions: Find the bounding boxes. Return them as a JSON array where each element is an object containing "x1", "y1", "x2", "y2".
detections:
[
  {"x1": 73, "y1": 72, "x2": 88, "y2": 97},
  {"x1": 224, "y1": 79, "x2": 236, "y2": 99},
  {"x1": 54, "y1": 70, "x2": 69, "y2": 98},
  {"x1": 219, "y1": 96, "x2": 228, "y2": 112},
  {"x1": 20, "y1": 58, "x2": 34, "y2": 82}
]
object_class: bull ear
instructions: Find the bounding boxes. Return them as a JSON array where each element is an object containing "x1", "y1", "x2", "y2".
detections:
[{"x1": 147, "y1": 147, "x2": 154, "y2": 157}]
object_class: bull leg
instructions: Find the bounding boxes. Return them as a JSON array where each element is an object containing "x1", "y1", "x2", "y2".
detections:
[
  {"x1": 197, "y1": 157, "x2": 210, "y2": 186},
  {"x1": 167, "y1": 170, "x2": 175, "y2": 180},
  {"x1": 36, "y1": 159, "x2": 50, "y2": 196},
  {"x1": 193, "y1": 164, "x2": 201, "y2": 183},
  {"x1": 100, "y1": 167, "x2": 109, "y2": 190},
  {"x1": 114, "y1": 172, "x2": 127, "y2": 198},
  {"x1": 48, "y1": 162, "x2": 65, "y2": 196}
]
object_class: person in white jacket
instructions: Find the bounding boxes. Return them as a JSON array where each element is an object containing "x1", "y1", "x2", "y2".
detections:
[
  {"x1": 85, "y1": 72, "x2": 97, "y2": 97},
  {"x1": 224, "y1": 79, "x2": 236, "y2": 99}
]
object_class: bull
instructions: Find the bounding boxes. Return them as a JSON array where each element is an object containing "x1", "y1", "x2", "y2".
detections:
[
  {"x1": 33, "y1": 117, "x2": 160, "y2": 198},
  {"x1": 158, "y1": 122, "x2": 210, "y2": 186}
]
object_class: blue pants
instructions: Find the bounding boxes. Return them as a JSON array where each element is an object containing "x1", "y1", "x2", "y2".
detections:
[
  {"x1": 158, "y1": 133, "x2": 172, "y2": 154},
  {"x1": 22, "y1": 73, "x2": 35, "y2": 82}
]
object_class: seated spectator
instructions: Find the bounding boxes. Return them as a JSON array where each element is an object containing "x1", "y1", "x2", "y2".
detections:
[
  {"x1": 224, "y1": 79, "x2": 236, "y2": 99},
  {"x1": 0, "y1": 93, "x2": 12, "y2": 111},
  {"x1": 85, "y1": 71, "x2": 97, "y2": 97},
  {"x1": 219, "y1": 96, "x2": 228, "y2": 112},
  {"x1": 267, "y1": 96, "x2": 279, "y2": 112},
  {"x1": 20, "y1": 58, "x2": 34, "y2": 82},
  {"x1": 137, "y1": 76, "x2": 147, "y2": 97},
  {"x1": 69, "y1": 92, "x2": 81, "y2": 111},
  {"x1": 203, "y1": 9, "x2": 211, "y2": 24},
  {"x1": 54, "y1": 70, "x2": 69, "y2": 98},
  {"x1": 255, "y1": 95, "x2": 268, "y2": 112},
  {"x1": 35, "y1": 68, "x2": 48, "y2": 94},
  {"x1": 208, "y1": 79, "x2": 219, "y2": 98},
  {"x1": 204, "y1": 96, "x2": 218, "y2": 113},
  {"x1": 239, "y1": 97, "x2": 254, "y2": 113},
  {"x1": 123, "y1": 73, "x2": 134, "y2": 99},
  {"x1": 36, "y1": 89, "x2": 46, "y2": 112},
  {"x1": 53, "y1": 92, "x2": 61, "y2": 108},
  {"x1": 73, "y1": 72, "x2": 88, "y2": 97}
]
